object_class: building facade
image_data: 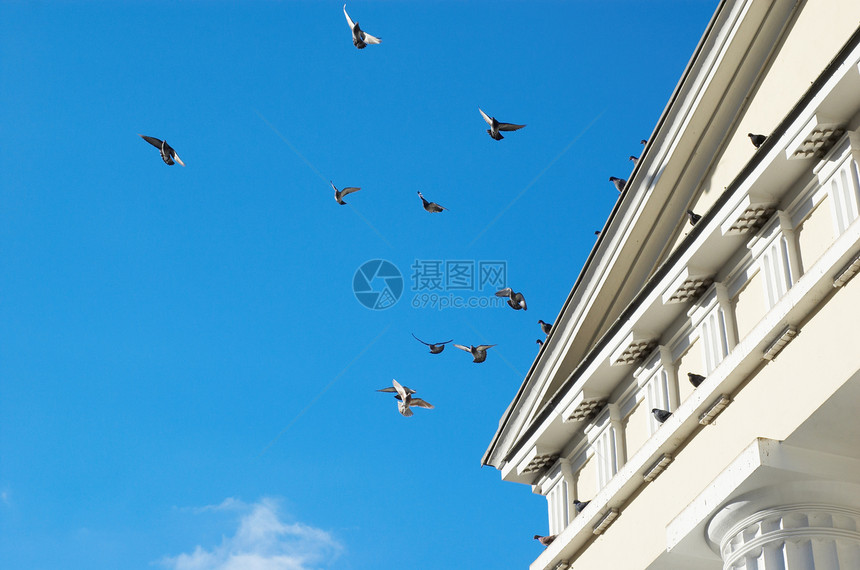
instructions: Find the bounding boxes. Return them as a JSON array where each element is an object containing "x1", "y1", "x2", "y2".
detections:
[{"x1": 483, "y1": 1, "x2": 860, "y2": 569}]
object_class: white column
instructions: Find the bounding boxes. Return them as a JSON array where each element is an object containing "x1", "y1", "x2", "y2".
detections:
[
  {"x1": 714, "y1": 504, "x2": 860, "y2": 570},
  {"x1": 607, "y1": 403, "x2": 626, "y2": 467},
  {"x1": 658, "y1": 345, "x2": 680, "y2": 410},
  {"x1": 778, "y1": 210, "x2": 803, "y2": 287},
  {"x1": 715, "y1": 282, "x2": 738, "y2": 350}
]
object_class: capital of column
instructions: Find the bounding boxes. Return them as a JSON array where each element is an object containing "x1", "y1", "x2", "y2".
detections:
[
  {"x1": 716, "y1": 504, "x2": 860, "y2": 569},
  {"x1": 704, "y1": 480, "x2": 860, "y2": 569}
]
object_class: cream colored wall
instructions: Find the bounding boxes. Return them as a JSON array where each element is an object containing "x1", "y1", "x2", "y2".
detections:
[
  {"x1": 622, "y1": 400, "x2": 651, "y2": 462},
  {"x1": 796, "y1": 195, "x2": 836, "y2": 272},
  {"x1": 675, "y1": 339, "x2": 703, "y2": 406},
  {"x1": 558, "y1": 207, "x2": 838, "y2": 541},
  {"x1": 574, "y1": 454, "x2": 598, "y2": 502},
  {"x1": 732, "y1": 269, "x2": 767, "y2": 342},
  {"x1": 565, "y1": 267, "x2": 860, "y2": 570},
  {"x1": 692, "y1": 0, "x2": 860, "y2": 217}
]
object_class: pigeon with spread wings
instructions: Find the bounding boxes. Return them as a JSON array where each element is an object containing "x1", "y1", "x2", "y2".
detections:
[
  {"x1": 411, "y1": 334, "x2": 453, "y2": 354},
  {"x1": 343, "y1": 4, "x2": 381, "y2": 49},
  {"x1": 139, "y1": 135, "x2": 185, "y2": 166},
  {"x1": 377, "y1": 379, "x2": 433, "y2": 417},
  {"x1": 478, "y1": 108, "x2": 525, "y2": 141},
  {"x1": 417, "y1": 191, "x2": 446, "y2": 213},
  {"x1": 376, "y1": 382, "x2": 416, "y2": 397},
  {"x1": 453, "y1": 343, "x2": 496, "y2": 363},
  {"x1": 330, "y1": 181, "x2": 361, "y2": 205},
  {"x1": 495, "y1": 288, "x2": 527, "y2": 311}
]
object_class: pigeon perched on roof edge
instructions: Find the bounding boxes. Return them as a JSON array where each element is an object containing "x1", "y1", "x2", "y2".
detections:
[
  {"x1": 652, "y1": 408, "x2": 672, "y2": 423},
  {"x1": 748, "y1": 133, "x2": 767, "y2": 148},
  {"x1": 609, "y1": 176, "x2": 626, "y2": 192}
]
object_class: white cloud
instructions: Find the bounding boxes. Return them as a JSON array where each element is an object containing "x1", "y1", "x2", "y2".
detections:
[
  {"x1": 188, "y1": 497, "x2": 245, "y2": 514},
  {"x1": 160, "y1": 498, "x2": 342, "y2": 570}
]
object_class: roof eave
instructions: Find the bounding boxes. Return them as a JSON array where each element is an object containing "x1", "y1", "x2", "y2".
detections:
[{"x1": 481, "y1": 0, "x2": 728, "y2": 468}]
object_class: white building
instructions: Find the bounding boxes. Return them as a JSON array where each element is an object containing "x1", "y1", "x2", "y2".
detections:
[{"x1": 482, "y1": 1, "x2": 860, "y2": 568}]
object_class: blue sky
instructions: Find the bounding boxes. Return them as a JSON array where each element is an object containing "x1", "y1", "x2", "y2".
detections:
[{"x1": 0, "y1": 2, "x2": 717, "y2": 568}]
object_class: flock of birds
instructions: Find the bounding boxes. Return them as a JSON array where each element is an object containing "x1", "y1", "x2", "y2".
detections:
[
  {"x1": 136, "y1": 5, "x2": 552, "y2": 421},
  {"x1": 135, "y1": 6, "x2": 772, "y2": 547},
  {"x1": 383, "y1": 307, "x2": 554, "y2": 417}
]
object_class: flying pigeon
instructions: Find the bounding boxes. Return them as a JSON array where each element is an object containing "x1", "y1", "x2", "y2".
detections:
[
  {"x1": 629, "y1": 155, "x2": 639, "y2": 165},
  {"x1": 652, "y1": 408, "x2": 672, "y2": 423},
  {"x1": 573, "y1": 499, "x2": 590, "y2": 513},
  {"x1": 748, "y1": 133, "x2": 767, "y2": 148},
  {"x1": 376, "y1": 383, "x2": 416, "y2": 397},
  {"x1": 478, "y1": 108, "x2": 525, "y2": 141},
  {"x1": 411, "y1": 333, "x2": 452, "y2": 354},
  {"x1": 495, "y1": 287, "x2": 527, "y2": 311},
  {"x1": 139, "y1": 135, "x2": 185, "y2": 166},
  {"x1": 343, "y1": 4, "x2": 381, "y2": 49},
  {"x1": 378, "y1": 379, "x2": 433, "y2": 417},
  {"x1": 688, "y1": 372, "x2": 706, "y2": 387},
  {"x1": 453, "y1": 343, "x2": 496, "y2": 363},
  {"x1": 687, "y1": 210, "x2": 702, "y2": 225},
  {"x1": 417, "y1": 191, "x2": 446, "y2": 213},
  {"x1": 534, "y1": 534, "x2": 556, "y2": 547},
  {"x1": 609, "y1": 177, "x2": 626, "y2": 192},
  {"x1": 330, "y1": 181, "x2": 361, "y2": 205},
  {"x1": 538, "y1": 319, "x2": 552, "y2": 335}
]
